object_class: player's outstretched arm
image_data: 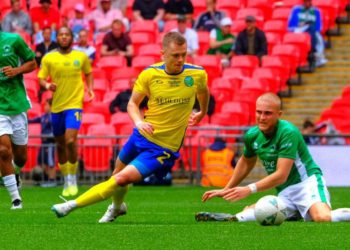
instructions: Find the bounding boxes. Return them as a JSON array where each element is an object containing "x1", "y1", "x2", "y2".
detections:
[
  {"x1": 189, "y1": 87, "x2": 209, "y2": 126},
  {"x1": 2, "y1": 59, "x2": 37, "y2": 78},
  {"x1": 202, "y1": 156, "x2": 257, "y2": 202},
  {"x1": 85, "y1": 72, "x2": 95, "y2": 102}
]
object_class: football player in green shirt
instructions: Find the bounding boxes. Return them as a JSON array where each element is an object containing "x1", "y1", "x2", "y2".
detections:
[
  {"x1": 0, "y1": 31, "x2": 37, "y2": 209},
  {"x1": 196, "y1": 93, "x2": 350, "y2": 222}
]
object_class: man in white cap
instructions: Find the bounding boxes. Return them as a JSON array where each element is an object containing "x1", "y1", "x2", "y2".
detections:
[{"x1": 207, "y1": 17, "x2": 235, "y2": 67}]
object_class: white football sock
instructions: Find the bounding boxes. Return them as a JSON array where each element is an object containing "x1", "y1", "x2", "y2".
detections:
[
  {"x1": 3, "y1": 174, "x2": 21, "y2": 201},
  {"x1": 331, "y1": 208, "x2": 350, "y2": 222},
  {"x1": 68, "y1": 174, "x2": 77, "y2": 186},
  {"x1": 235, "y1": 208, "x2": 256, "y2": 222}
]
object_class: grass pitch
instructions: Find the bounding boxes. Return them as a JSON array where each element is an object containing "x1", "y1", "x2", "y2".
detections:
[{"x1": 0, "y1": 186, "x2": 349, "y2": 250}]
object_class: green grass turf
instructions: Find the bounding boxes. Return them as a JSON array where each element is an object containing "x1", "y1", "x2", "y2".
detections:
[{"x1": 0, "y1": 186, "x2": 350, "y2": 250}]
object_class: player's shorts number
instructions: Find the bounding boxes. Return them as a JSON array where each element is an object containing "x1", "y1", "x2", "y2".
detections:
[
  {"x1": 156, "y1": 151, "x2": 171, "y2": 165},
  {"x1": 74, "y1": 111, "x2": 82, "y2": 121}
]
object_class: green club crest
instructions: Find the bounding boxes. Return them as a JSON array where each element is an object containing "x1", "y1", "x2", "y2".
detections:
[
  {"x1": 73, "y1": 60, "x2": 80, "y2": 67},
  {"x1": 184, "y1": 76, "x2": 194, "y2": 87}
]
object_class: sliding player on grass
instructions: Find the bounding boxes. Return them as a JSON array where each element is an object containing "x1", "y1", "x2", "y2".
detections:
[{"x1": 196, "y1": 93, "x2": 350, "y2": 222}]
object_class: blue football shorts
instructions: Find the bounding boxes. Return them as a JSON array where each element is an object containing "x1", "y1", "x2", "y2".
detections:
[
  {"x1": 119, "y1": 129, "x2": 180, "y2": 178},
  {"x1": 51, "y1": 109, "x2": 82, "y2": 136}
]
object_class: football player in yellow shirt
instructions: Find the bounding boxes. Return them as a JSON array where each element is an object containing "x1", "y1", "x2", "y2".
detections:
[
  {"x1": 51, "y1": 32, "x2": 210, "y2": 222},
  {"x1": 38, "y1": 27, "x2": 94, "y2": 197}
]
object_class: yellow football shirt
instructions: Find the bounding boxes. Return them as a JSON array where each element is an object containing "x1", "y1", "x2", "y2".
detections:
[
  {"x1": 134, "y1": 62, "x2": 208, "y2": 152},
  {"x1": 38, "y1": 49, "x2": 92, "y2": 113}
]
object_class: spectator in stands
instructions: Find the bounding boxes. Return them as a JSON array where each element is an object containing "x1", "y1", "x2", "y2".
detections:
[
  {"x1": 35, "y1": 27, "x2": 58, "y2": 65},
  {"x1": 207, "y1": 17, "x2": 235, "y2": 67},
  {"x1": 94, "y1": 0, "x2": 128, "y2": 15},
  {"x1": 100, "y1": 19, "x2": 133, "y2": 66},
  {"x1": 201, "y1": 137, "x2": 235, "y2": 187},
  {"x1": 193, "y1": 0, "x2": 225, "y2": 32},
  {"x1": 31, "y1": 0, "x2": 60, "y2": 45},
  {"x1": 28, "y1": 99, "x2": 56, "y2": 187},
  {"x1": 164, "y1": 0, "x2": 193, "y2": 21},
  {"x1": 288, "y1": 0, "x2": 327, "y2": 67},
  {"x1": 89, "y1": 0, "x2": 129, "y2": 34},
  {"x1": 109, "y1": 78, "x2": 148, "y2": 114},
  {"x1": 2, "y1": 0, "x2": 32, "y2": 35},
  {"x1": 171, "y1": 15, "x2": 198, "y2": 58},
  {"x1": 73, "y1": 29, "x2": 96, "y2": 65},
  {"x1": 132, "y1": 0, "x2": 165, "y2": 31},
  {"x1": 302, "y1": 119, "x2": 321, "y2": 145},
  {"x1": 234, "y1": 15, "x2": 267, "y2": 60},
  {"x1": 68, "y1": 3, "x2": 90, "y2": 41}
]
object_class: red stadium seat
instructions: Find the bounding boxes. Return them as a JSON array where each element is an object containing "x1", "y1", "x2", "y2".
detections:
[
  {"x1": 163, "y1": 20, "x2": 178, "y2": 33},
  {"x1": 283, "y1": 32, "x2": 311, "y2": 67},
  {"x1": 222, "y1": 67, "x2": 252, "y2": 80},
  {"x1": 103, "y1": 91, "x2": 120, "y2": 104},
  {"x1": 110, "y1": 67, "x2": 139, "y2": 82},
  {"x1": 342, "y1": 85, "x2": 350, "y2": 99},
  {"x1": 23, "y1": 124, "x2": 42, "y2": 173},
  {"x1": 80, "y1": 112, "x2": 105, "y2": 135},
  {"x1": 94, "y1": 32, "x2": 106, "y2": 46},
  {"x1": 93, "y1": 78, "x2": 108, "y2": 101},
  {"x1": 236, "y1": 8, "x2": 265, "y2": 26},
  {"x1": 247, "y1": 0, "x2": 273, "y2": 20},
  {"x1": 216, "y1": 0, "x2": 243, "y2": 19},
  {"x1": 60, "y1": 0, "x2": 90, "y2": 10},
  {"x1": 230, "y1": 19, "x2": 247, "y2": 35},
  {"x1": 132, "y1": 56, "x2": 158, "y2": 73},
  {"x1": 40, "y1": 91, "x2": 53, "y2": 105},
  {"x1": 83, "y1": 124, "x2": 115, "y2": 173},
  {"x1": 241, "y1": 78, "x2": 271, "y2": 92},
  {"x1": 98, "y1": 56, "x2": 127, "y2": 80},
  {"x1": 265, "y1": 32, "x2": 282, "y2": 54},
  {"x1": 211, "y1": 78, "x2": 241, "y2": 112},
  {"x1": 137, "y1": 44, "x2": 162, "y2": 61},
  {"x1": 261, "y1": 55, "x2": 291, "y2": 90},
  {"x1": 272, "y1": 44, "x2": 300, "y2": 75},
  {"x1": 313, "y1": 0, "x2": 341, "y2": 30},
  {"x1": 192, "y1": 0, "x2": 207, "y2": 19},
  {"x1": 110, "y1": 79, "x2": 130, "y2": 92},
  {"x1": 197, "y1": 31, "x2": 210, "y2": 55},
  {"x1": 253, "y1": 67, "x2": 284, "y2": 92},
  {"x1": 130, "y1": 20, "x2": 158, "y2": 43},
  {"x1": 92, "y1": 68, "x2": 107, "y2": 79},
  {"x1": 281, "y1": 0, "x2": 303, "y2": 8},
  {"x1": 331, "y1": 98, "x2": 350, "y2": 110},
  {"x1": 193, "y1": 55, "x2": 222, "y2": 86},
  {"x1": 84, "y1": 102, "x2": 111, "y2": 123},
  {"x1": 263, "y1": 20, "x2": 288, "y2": 40},
  {"x1": 220, "y1": 101, "x2": 250, "y2": 125},
  {"x1": 271, "y1": 7, "x2": 292, "y2": 22},
  {"x1": 230, "y1": 55, "x2": 260, "y2": 72},
  {"x1": 129, "y1": 32, "x2": 154, "y2": 54}
]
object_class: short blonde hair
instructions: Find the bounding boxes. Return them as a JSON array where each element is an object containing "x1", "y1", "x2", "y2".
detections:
[{"x1": 162, "y1": 32, "x2": 186, "y2": 50}]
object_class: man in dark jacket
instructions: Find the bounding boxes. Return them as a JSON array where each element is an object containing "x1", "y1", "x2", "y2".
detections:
[{"x1": 234, "y1": 15, "x2": 267, "y2": 59}]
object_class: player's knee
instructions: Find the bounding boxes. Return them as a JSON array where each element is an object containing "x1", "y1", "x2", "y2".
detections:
[
  {"x1": 13, "y1": 157, "x2": 27, "y2": 167},
  {"x1": 114, "y1": 174, "x2": 132, "y2": 186},
  {"x1": 0, "y1": 145, "x2": 12, "y2": 160},
  {"x1": 65, "y1": 138, "x2": 76, "y2": 150},
  {"x1": 312, "y1": 213, "x2": 331, "y2": 222}
]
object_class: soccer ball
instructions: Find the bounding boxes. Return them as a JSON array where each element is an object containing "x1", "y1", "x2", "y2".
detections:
[{"x1": 254, "y1": 195, "x2": 287, "y2": 226}]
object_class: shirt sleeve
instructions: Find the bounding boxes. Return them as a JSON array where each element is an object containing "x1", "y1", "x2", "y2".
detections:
[
  {"x1": 209, "y1": 29, "x2": 217, "y2": 39},
  {"x1": 133, "y1": 70, "x2": 150, "y2": 96},
  {"x1": 82, "y1": 53, "x2": 92, "y2": 74},
  {"x1": 37, "y1": 54, "x2": 49, "y2": 79},
  {"x1": 14, "y1": 35, "x2": 35, "y2": 62},
  {"x1": 197, "y1": 70, "x2": 208, "y2": 92},
  {"x1": 243, "y1": 132, "x2": 256, "y2": 158}
]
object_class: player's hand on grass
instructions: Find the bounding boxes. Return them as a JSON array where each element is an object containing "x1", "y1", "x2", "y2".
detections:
[
  {"x1": 189, "y1": 111, "x2": 205, "y2": 126},
  {"x1": 202, "y1": 189, "x2": 226, "y2": 202},
  {"x1": 222, "y1": 186, "x2": 251, "y2": 202},
  {"x1": 2, "y1": 66, "x2": 20, "y2": 78},
  {"x1": 136, "y1": 121, "x2": 154, "y2": 135}
]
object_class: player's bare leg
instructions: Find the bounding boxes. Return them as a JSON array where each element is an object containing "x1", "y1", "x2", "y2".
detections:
[{"x1": 0, "y1": 135, "x2": 22, "y2": 209}]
